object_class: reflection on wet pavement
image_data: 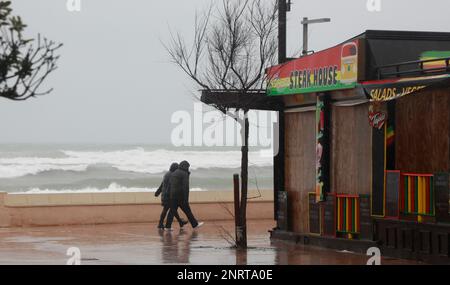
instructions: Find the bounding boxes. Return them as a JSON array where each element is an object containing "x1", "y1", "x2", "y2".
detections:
[{"x1": 0, "y1": 220, "x2": 422, "y2": 265}]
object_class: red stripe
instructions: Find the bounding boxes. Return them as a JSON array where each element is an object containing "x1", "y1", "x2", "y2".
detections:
[
  {"x1": 361, "y1": 74, "x2": 450, "y2": 85},
  {"x1": 426, "y1": 177, "x2": 430, "y2": 214},
  {"x1": 348, "y1": 198, "x2": 351, "y2": 232},
  {"x1": 399, "y1": 175, "x2": 404, "y2": 213},
  {"x1": 403, "y1": 173, "x2": 434, "y2": 177}
]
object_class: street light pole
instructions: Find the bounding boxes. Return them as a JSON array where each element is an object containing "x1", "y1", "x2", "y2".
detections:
[
  {"x1": 302, "y1": 17, "x2": 309, "y2": 56},
  {"x1": 278, "y1": 0, "x2": 287, "y2": 64},
  {"x1": 278, "y1": 0, "x2": 292, "y2": 64},
  {"x1": 301, "y1": 17, "x2": 331, "y2": 56}
]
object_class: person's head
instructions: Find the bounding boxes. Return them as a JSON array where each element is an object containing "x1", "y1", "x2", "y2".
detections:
[
  {"x1": 179, "y1": 160, "x2": 190, "y2": 172},
  {"x1": 169, "y1": 162, "x2": 179, "y2": 172}
]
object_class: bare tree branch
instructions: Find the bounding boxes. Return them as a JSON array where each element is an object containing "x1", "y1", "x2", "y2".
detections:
[{"x1": 164, "y1": 0, "x2": 278, "y2": 110}]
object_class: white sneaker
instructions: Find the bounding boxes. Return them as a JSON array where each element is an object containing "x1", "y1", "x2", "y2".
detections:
[
  {"x1": 194, "y1": 222, "x2": 204, "y2": 229},
  {"x1": 165, "y1": 227, "x2": 173, "y2": 231}
]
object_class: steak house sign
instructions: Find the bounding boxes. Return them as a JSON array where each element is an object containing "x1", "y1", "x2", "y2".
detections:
[{"x1": 267, "y1": 40, "x2": 359, "y2": 96}]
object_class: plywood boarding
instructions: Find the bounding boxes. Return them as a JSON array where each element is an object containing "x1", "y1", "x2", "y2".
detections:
[
  {"x1": 284, "y1": 111, "x2": 316, "y2": 233},
  {"x1": 283, "y1": 93, "x2": 317, "y2": 108},
  {"x1": 331, "y1": 103, "x2": 372, "y2": 195},
  {"x1": 395, "y1": 88, "x2": 450, "y2": 173}
]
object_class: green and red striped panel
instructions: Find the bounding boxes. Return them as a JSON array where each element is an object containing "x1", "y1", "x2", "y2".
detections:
[{"x1": 336, "y1": 195, "x2": 359, "y2": 234}]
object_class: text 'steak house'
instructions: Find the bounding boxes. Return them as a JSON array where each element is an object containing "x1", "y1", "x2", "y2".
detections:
[{"x1": 266, "y1": 30, "x2": 450, "y2": 264}]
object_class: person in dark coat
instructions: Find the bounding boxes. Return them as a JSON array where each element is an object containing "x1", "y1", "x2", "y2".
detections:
[
  {"x1": 165, "y1": 160, "x2": 204, "y2": 230},
  {"x1": 155, "y1": 163, "x2": 187, "y2": 229}
]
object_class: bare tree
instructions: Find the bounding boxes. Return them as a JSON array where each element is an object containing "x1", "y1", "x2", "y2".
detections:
[
  {"x1": 164, "y1": 0, "x2": 278, "y2": 248},
  {"x1": 0, "y1": 1, "x2": 62, "y2": 101}
]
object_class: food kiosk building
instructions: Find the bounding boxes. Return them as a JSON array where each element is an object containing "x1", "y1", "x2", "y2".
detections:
[{"x1": 266, "y1": 30, "x2": 450, "y2": 264}]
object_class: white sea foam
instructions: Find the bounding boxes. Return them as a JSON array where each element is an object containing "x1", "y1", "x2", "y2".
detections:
[
  {"x1": 0, "y1": 163, "x2": 88, "y2": 178},
  {"x1": 0, "y1": 147, "x2": 272, "y2": 178},
  {"x1": 19, "y1": 183, "x2": 206, "y2": 194}
]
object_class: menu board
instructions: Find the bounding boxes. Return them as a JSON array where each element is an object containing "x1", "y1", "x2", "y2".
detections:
[
  {"x1": 309, "y1": 194, "x2": 320, "y2": 234},
  {"x1": 385, "y1": 171, "x2": 400, "y2": 217},
  {"x1": 359, "y1": 194, "x2": 373, "y2": 240},
  {"x1": 322, "y1": 195, "x2": 335, "y2": 237},
  {"x1": 277, "y1": 191, "x2": 288, "y2": 230},
  {"x1": 435, "y1": 173, "x2": 450, "y2": 223}
]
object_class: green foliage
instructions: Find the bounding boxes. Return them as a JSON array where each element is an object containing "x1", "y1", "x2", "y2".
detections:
[
  {"x1": 10, "y1": 16, "x2": 27, "y2": 34},
  {"x1": 0, "y1": 0, "x2": 62, "y2": 101}
]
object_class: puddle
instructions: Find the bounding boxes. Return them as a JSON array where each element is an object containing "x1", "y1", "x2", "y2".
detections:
[{"x1": 3, "y1": 236, "x2": 73, "y2": 243}]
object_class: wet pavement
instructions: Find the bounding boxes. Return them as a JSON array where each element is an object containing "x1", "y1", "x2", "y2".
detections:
[{"x1": 0, "y1": 220, "x2": 422, "y2": 265}]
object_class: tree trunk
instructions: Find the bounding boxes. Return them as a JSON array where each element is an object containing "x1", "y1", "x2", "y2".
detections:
[{"x1": 237, "y1": 111, "x2": 249, "y2": 248}]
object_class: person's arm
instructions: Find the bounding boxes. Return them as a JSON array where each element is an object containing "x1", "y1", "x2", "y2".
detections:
[
  {"x1": 155, "y1": 181, "x2": 163, "y2": 197},
  {"x1": 182, "y1": 173, "x2": 189, "y2": 202}
]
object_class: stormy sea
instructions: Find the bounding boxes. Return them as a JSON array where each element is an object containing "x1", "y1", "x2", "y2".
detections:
[{"x1": 0, "y1": 144, "x2": 273, "y2": 193}]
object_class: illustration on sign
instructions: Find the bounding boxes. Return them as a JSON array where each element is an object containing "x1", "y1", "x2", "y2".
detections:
[
  {"x1": 368, "y1": 105, "x2": 387, "y2": 129},
  {"x1": 267, "y1": 40, "x2": 359, "y2": 96},
  {"x1": 340, "y1": 42, "x2": 358, "y2": 83},
  {"x1": 316, "y1": 96, "x2": 326, "y2": 202}
]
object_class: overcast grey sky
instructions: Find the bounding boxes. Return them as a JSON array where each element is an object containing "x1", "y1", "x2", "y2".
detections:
[{"x1": 0, "y1": 0, "x2": 449, "y2": 144}]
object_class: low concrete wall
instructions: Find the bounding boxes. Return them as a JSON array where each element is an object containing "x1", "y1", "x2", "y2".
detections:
[
  {"x1": 0, "y1": 192, "x2": 10, "y2": 227},
  {"x1": 0, "y1": 190, "x2": 273, "y2": 228}
]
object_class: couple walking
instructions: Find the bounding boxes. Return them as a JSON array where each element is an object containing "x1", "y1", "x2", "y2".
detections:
[{"x1": 155, "y1": 160, "x2": 204, "y2": 231}]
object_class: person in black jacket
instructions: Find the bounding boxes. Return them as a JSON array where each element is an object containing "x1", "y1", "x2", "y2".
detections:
[
  {"x1": 155, "y1": 163, "x2": 187, "y2": 229},
  {"x1": 165, "y1": 160, "x2": 204, "y2": 230}
]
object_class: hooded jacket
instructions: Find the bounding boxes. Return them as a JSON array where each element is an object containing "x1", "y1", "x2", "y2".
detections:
[
  {"x1": 155, "y1": 163, "x2": 179, "y2": 205},
  {"x1": 169, "y1": 160, "x2": 190, "y2": 202}
]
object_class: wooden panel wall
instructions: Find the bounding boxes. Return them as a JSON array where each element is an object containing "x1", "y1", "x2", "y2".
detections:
[
  {"x1": 331, "y1": 103, "x2": 372, "y2": 195},
  {"x1": 395, "y1": 89, "x2": 450, "y2": 173},
  {"x1": 284, "y1": 111, "x2": 316, "y2": 233}
]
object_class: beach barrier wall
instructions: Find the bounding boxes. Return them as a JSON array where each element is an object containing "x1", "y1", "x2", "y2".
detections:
[{"x1": 0, "y1": 190, "x2": 273, "y2": 228}]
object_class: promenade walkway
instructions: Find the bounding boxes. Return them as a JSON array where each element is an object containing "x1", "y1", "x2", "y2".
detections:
[{"x1": 0, "y1": 220, "x2": 421, "y2": 265}]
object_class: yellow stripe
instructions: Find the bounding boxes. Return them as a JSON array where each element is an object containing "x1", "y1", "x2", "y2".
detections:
[{"x1": 419, "y1": 177, "x2": 425, "y2": 222}]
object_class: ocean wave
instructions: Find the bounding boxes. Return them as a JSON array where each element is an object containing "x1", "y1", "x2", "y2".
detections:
[
  {"x1": 0, "y1": 147, "x2": 272, "y2": 178},
  {"x1": 20, "y1": 183, "x2": 206, "y2": 194},
  {"x1": 0, "y1": 163, "x2": 88, "y2": 179}
]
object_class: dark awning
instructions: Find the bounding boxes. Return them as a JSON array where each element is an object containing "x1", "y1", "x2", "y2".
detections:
[
  {"x1": 200, "y1": 89, "x2": 283, "y2": 111},
  {"x1": 358, "y1": 74, "x2": 450, "y2": 102}
]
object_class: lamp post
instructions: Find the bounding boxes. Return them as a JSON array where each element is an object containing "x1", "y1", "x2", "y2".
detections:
[
  {"x1": 278, "y1": 0, "x2": 292, "y2": 64},
  {"x1": 301, "y1": 17, "x2": 331, "y2": 56}
]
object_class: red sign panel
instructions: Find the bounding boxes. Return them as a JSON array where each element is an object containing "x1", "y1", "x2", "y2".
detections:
[{"x1": 267, "y1": 40, "x2": 359, "y2": 96}]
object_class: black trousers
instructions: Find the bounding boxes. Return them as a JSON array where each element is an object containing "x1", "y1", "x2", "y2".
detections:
[
  {"x1": 166, "y1": 199, "x2": 198, "y2": 228},
  {"x1": 158, "y1": 203, "x2": 183, "y2": 227}
]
